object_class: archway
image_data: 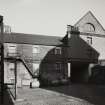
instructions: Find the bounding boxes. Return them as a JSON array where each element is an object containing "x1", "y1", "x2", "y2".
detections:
[{"x1": 70, "y1": 62, "x2": 89, "y2": 83}]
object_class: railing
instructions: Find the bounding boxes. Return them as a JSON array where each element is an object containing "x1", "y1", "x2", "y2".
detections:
[
  {"x1": 6, "y1": 78, "x2": 17, "y2": 100},
  {"x1": 21, "y1": 54, "x2": 34, "y2": 76},
  {"x1": 21, "y1": 54, "x2": 39, "y2": 78},
  {"x1": 6, "y1": 52, "x2": 21, "y2": 58},
  {"x1": 6, "y1": 52, "x2": 39, "y2": 78}
]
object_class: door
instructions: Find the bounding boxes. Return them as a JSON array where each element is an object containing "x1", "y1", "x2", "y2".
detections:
[{"x1": 68, "y1": 63, "x2": 71, "y2": 78}]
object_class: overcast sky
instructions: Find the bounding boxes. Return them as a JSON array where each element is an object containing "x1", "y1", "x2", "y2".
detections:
[{"x1": 0, "y1": 0, "x2": 105, "y2": 36}]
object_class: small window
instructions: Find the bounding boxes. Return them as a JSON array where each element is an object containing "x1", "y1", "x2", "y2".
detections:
[
  {"x1": 7, "y1": 44, "x2": 17, "y2": 56},
  {"x1": 33, "y1": 46, "x2": 39, "y2": 54},
  {"x1": 55, "y1": 47, "x2": 61, "y2": 55},
  {"x1": 8, "y1": 63, "x2": 15, "y2": 79},
  {"x1": 87, "y1": 48, "x2": 93, "y2": 57},
  {"x1": 8, "y1": 44, "x2": 17, "y2": 53},
  {"x1": 33, "y1": 63, "x2": 39, "y2": 75},
  {"x1": 87, "y1": 37, "x2": 92, "y2": 45},
  {"x1": 55, "y1": 63, "x2": 62, "y2": 71}
]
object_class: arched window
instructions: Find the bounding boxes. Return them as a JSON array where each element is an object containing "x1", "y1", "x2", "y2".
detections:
[{"x1": 83, "y1": 23, "x2": 95, "y2": 32}]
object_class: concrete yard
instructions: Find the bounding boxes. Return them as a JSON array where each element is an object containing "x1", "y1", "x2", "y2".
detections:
[
  {"x1": 43, "y1": 84, "x2": 105, "y2": 105},
  {"x1": 2, "y1": 84, "x2": 105, "y2": 105},
  {"x1": 15, "y1": 87, "x2": 93, "y2": 105}
]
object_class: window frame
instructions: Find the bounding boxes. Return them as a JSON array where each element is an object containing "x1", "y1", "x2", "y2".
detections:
[
  {"x1": 32, "y1": 45, "x2": 40, "y2": 54},
  {"x1": 7, "y1": 44, "x2": 17, "y2": 56},
  {"x1": 87, "y1": 36, "x2": 92, "y2": 45},
  {"x1": 84, "y1": 23, "x2": 95, "y2": 32},
  {"x1": 55, "y1": 62, "x2": 62, "y2": 72},
  {"x1": 55, "y1": 47, "x2": 62, "y2": 55}
]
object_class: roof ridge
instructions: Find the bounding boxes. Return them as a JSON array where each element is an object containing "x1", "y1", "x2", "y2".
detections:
[
  {"x1": 11, "y1": 32, "x2": 63, "y2": 38},
  {"x1": 88, "y1": 11, "x2": 105, "y2": 32},
  {"x1": 74, "y1": 11, "x2": 91, "y2": 26}
]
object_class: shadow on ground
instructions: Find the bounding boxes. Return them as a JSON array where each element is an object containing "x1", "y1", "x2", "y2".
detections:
[
  {"x1": 0, "y1": 85, "x2": 14, "y2": 105},
  {"x1": 42, "y1": 83, "x2": 105, "y2": 105}
]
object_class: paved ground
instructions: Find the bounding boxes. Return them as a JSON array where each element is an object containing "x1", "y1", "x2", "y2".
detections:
[
  {"x1": 2, "y1": 84, "x2": 105, "y2": 105},
  {"x1": 14, "y1": 87, "x2": 93, "y2": 105},
  {"x1": 43, "y1": 84, "x2": 105, "y2": 105}
]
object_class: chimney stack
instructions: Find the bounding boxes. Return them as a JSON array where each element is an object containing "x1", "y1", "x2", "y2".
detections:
[{"x1": 67, "y1": 25, "x2": 80, "y2": 37}]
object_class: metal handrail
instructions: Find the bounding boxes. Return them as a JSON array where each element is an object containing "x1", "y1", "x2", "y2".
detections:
[
  {"x1": 6, "y1": 52, "x2": 38, "y2": 78},
  {"x1": 7, "y1": 52, "x2": 21, "y2": 58},
  {"x1": 20, "y1": 54, "x2": 35, "y2": 77}
]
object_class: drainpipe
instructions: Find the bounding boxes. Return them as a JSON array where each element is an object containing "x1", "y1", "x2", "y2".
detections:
[{"x1": 0, "y1": 15, "x2": 4, "y2": 104}]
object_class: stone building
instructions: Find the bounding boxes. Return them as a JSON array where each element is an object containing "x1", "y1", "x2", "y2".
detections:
[
  {"x1": 2, "y1": 11, "x2": 105, "y2": 87},
  {"x1": 74, "y1": 11, "x2": 105, "y2": 83}
]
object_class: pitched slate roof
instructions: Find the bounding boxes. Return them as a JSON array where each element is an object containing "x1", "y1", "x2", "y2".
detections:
[{"x1": 3, "y1": 33, "x2": 63, "y2": 46}]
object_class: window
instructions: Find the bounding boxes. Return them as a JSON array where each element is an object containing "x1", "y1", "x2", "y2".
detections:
[
  {"x1": 87, "y1": 37, "x2": 92, "y2": 45},
  {"x1": 7, "y1": 44, "x2": 17, "y2": 56},
  {"x1": 87, "y1": 48, "x2": 93, "y2": 57},
  {"x1": 84, "y1": 23, "x2": 95, "y2": 32},
  {"x1": 33, "y1": 63, "x2": 39, "y2": 76},
  {"x1": 8, "y1": 63, "x2": 15, "y2": 80},
  {"x1": 33, "y1": 45, "x2": 39, "y2": 54},
  {"x1": 55, "y1": 63, "x2": 62, "y2": 72},
  {"x1": 55, "y1": 47, "x2": 61, "y2": 55}
]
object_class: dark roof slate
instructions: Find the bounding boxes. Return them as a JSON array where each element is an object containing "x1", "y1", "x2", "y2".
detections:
[{"x1": 3, "y1": 33, "x2": 63, "y2": 46}]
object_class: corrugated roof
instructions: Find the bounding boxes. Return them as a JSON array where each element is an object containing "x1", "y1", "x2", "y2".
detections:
[{"x1": 2, "y1": 33, "x2": 63, "y2": 46}]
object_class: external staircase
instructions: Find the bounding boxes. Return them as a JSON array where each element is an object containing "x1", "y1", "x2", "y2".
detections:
[
  {"x1": 6, "y1": 53, "x2": 39, "y2": 78},
  {"x1": 20, "y1": 54, "x2": 38, "y2": 78}
]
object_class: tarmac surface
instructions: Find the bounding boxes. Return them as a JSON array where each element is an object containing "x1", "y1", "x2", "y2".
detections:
[
  {"x1": 15, "y1": 87, "x2": 93, "y2": 105},
  {"x1": 43, "y1": 84, "x2": 105, "y2": 105},
  {"x1": 2, "y1": 84, "x2": 105, "y2": 105}
]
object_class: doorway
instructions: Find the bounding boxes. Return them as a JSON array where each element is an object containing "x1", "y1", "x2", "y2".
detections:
[{"x1": 70, "y1": 62, "x2": 89, "y2": 83}]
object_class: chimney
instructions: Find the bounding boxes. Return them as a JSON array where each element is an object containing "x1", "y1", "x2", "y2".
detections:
[{"x1": 67, "y1": 25, "x2": 80, "y2": 38}]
